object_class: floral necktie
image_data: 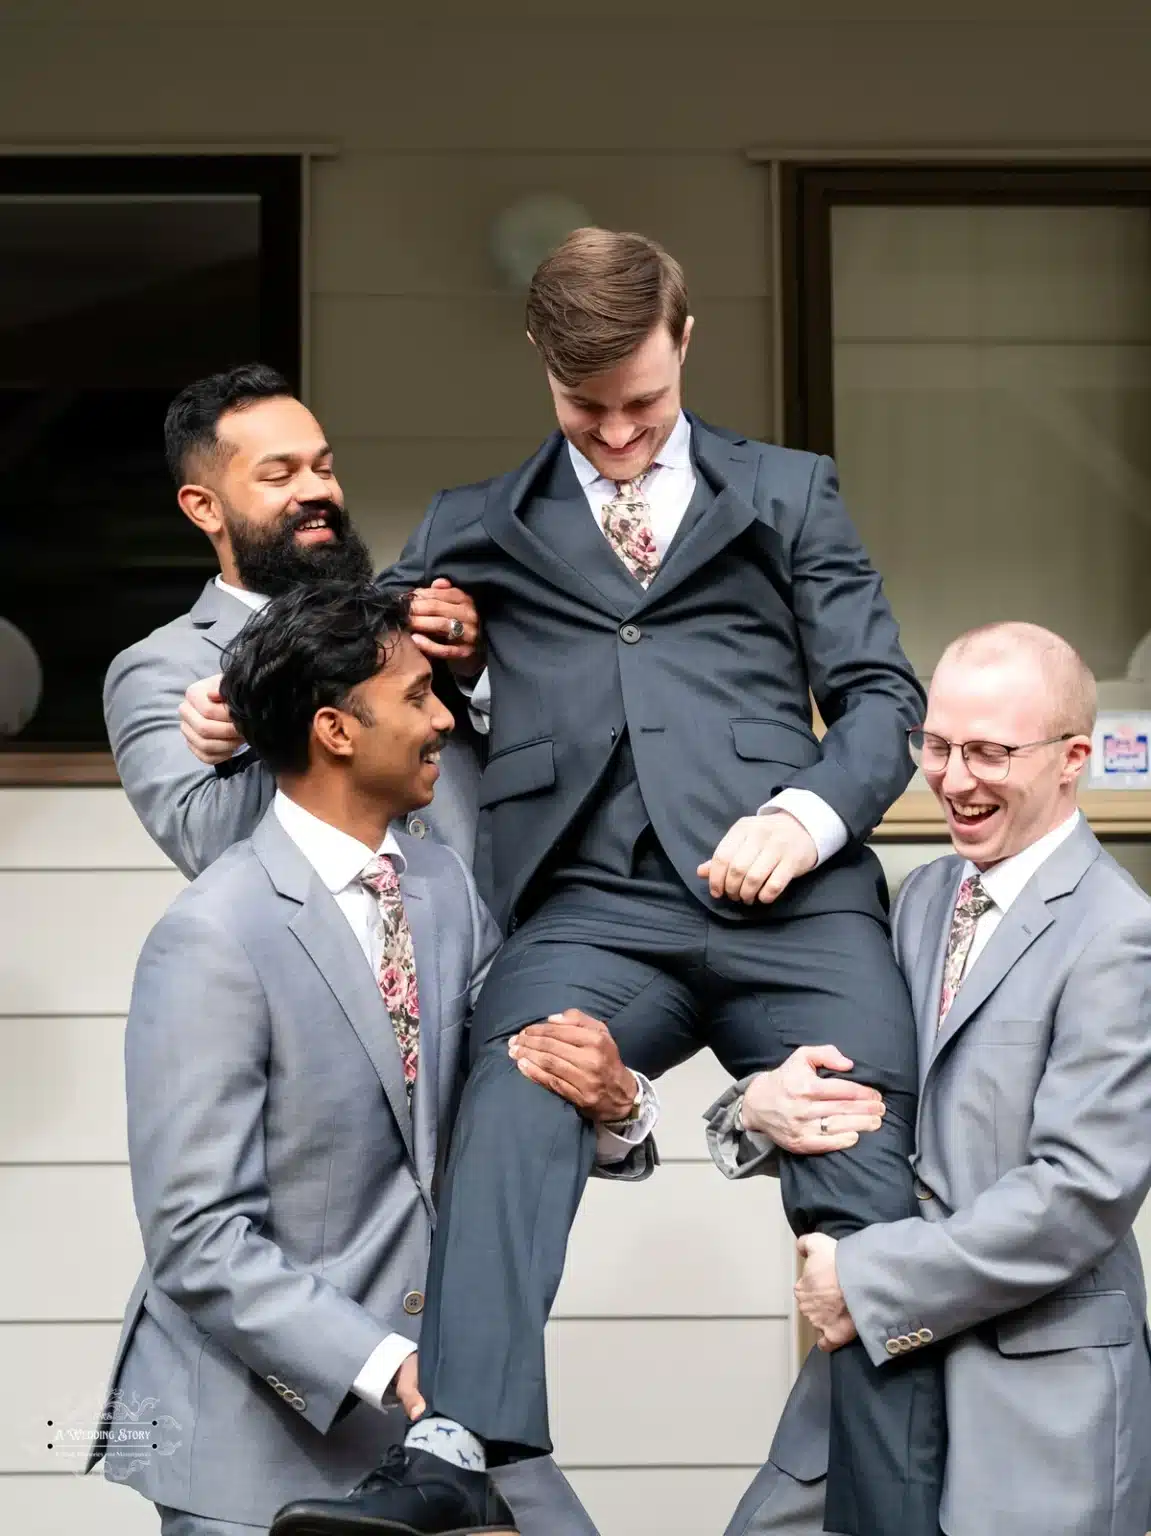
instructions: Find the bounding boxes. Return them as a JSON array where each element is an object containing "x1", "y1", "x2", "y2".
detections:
[
  {"x1": 937, "y1": 874, "x2": 995, "y2": 1028},
  {"x1": 359, "y1": 854, "x2": 420, "y2": 1099},
  {"x1": 600, "y1": 471, "x2": 660, "y2": 587}
]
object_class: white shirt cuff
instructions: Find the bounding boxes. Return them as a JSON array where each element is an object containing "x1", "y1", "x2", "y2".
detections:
[
  {"x1": 454, "y1": 667, "x2": 491, "y2": 735},
  {"x1": 351, "y1": 1332, "x2": 418, "y2": 1411},
  {"x1": 594, "y1": 1071, "x2": 660, "y2": 1164},
  {"x1": 757, "y1": 788, "x2": 848, "y2": 867}
]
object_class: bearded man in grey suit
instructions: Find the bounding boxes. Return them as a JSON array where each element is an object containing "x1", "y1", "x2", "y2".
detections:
[
  {"x1": 92, "y1": 581, "x2": 656, "y2": 1535},
  {"x1": 709, "y1": 621, "x2": 1151, "y2": 1536},
  {"x1": 103, "y1": 364, "x2": 485, "y2": 878}
]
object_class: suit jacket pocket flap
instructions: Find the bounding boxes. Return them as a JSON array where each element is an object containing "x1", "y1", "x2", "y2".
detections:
[
  {"x1": 731, "y1": 718, "x2": 819, "y2": 768},
  {"x1": 996, "y1": 1290, "x2": 1135, "y2": 1355},
  {"x1": 478, "y1": 738, "x2": 555, "y2": 808}
]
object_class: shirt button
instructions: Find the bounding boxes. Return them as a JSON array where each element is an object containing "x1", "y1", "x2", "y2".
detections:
[
  {"x1": 408, "y1": 816, "x2": 427, "y2": 839},
  {"x1": 403, "y1": 1289, "x2": 424, "y2": 1315},
  {"x1": 618, "y1": 623, "x2": 641, "y2": 645}
]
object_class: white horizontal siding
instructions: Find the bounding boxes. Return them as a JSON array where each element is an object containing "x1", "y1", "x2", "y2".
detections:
[
  {"x1": 1, "y1": 1318, "x2": 789, "y2": 1474},
  {"x1": 569, "y1": 1467, "x2": 762, "y2": 1536},
  {"x1": 0, "y1": 1159, "x2": 788, "y2": 1323},
  {"x1": 0, "y1": 791, "x2": 172, "y2": 871},
  {"x1": 0, "y1": 1018, "x2": 127, "y2": 1163}
]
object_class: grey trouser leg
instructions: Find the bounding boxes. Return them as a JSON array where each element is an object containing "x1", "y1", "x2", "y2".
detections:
[
  {"x1": 156, "y1": 1505, "x2": 263, "y2": 1535},
  {"x1": 492, "y1": 1455, "x2": 599, "y2": 1536},
  {"x1": 723, "y1": 1467, "x2": 839, "y2": 1536}
]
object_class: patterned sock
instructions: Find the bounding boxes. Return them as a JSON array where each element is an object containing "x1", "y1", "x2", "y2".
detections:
[{"x1": 404, "y1": 1415, "x2": 487, "y2": 1472}]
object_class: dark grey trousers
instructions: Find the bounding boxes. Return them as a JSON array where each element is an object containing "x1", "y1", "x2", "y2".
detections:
[{"x1": 418, "y1": 867, "x2": 945, "y2": 1536}]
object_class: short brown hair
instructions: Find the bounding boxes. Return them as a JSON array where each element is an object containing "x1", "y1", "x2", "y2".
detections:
[{"x1": 526, "y1": 228, "x2": 689, "y2": 385}]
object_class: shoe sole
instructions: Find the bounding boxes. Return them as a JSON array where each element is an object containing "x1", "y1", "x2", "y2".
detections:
[{"x1": 272, "y1": 1518, "x2": 517, "y2": 1536}]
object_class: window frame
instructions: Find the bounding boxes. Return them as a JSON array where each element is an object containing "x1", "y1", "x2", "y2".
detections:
[
  {"x1": 0, "y1": 152, "x2": 303, "y2": 785},
  {"x1": 778, "y1": 160, "x2": 1151, "y2": 839}
]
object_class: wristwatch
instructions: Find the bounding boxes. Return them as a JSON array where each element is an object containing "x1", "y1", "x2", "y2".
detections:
[
  {"x1": 605, "y1": 1076, "x2": 644, "y2": 1130},
  {"x1": 733, "y1": 1097, "x2": 745, "y2": 1132}
]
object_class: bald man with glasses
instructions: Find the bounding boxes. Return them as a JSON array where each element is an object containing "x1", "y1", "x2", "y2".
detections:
[{"x1": 709, "y1": 620, "x2": 1151, "y2": 1536}]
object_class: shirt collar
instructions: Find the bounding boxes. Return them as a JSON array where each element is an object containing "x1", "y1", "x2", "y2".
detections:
[
  {"x1": 273, "y1": 789, "x2": 407, "y2": 893},
  {"x1": 567, "y1": 409, "x2": 692, "y2": 489},
  {"x1": 965, "y1": 809, "x2": 1081, "y2": 914},
  {"x1": 215, "y1": 574, "x2": 268, "y2": 614}
]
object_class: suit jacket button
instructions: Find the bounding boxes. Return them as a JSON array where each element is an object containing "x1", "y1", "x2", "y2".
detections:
[
  {"x1": 897, "y1": 1335, "x2": 913, "y2": 1351},
  {"x1": 916, "y1": 1328, "x2": 934, "y2": 1344},
  {"x1": 619, "y1": 623, "x2": 641, "y2": 645},
  {"x1": 885, "y1": 1339, "x2": 901, "y2": 1355},
  {"x1": 403, "y1": 1289, "x2": 425, "y2": 1315},
  {"x1": 408, "y1": 816, "x2": 427, "y2": 839},
  {"x1": 914, "y1": 1181, "x2": 933, "y2": 1201}
]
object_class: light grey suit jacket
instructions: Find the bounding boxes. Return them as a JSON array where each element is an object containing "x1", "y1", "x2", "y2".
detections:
[
  {"x1": 710, "y1": 820, "x2": 1151, "y2": 1536},
  {"x1": 90, "y1": 811, "x2": 642, "y2": 1530},
  {"x1": 104, "y1": 580, "x2": 480, "y2": 878}
]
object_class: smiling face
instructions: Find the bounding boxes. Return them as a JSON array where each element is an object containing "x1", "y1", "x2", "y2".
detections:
[
  {"x1": 177, "y1": 394, "x2": 373, "y2": 594},
  {"x1": 922, "y1": 649, "x2": 1091, "y2": 868},
  {"x1": 338, "y1": 633, "x2": 455, "y2": 817},
  {"x1": 545, "y1": 320, "x2": 693, "y2": 485}
]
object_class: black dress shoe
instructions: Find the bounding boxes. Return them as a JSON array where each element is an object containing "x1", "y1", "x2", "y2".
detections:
[{"x1": 270, "y1": 1445, "x2": 519, "y2": 1535}]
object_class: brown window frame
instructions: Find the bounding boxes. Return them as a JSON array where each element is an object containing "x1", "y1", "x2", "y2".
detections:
[{"x1": 779, "y1": 160, "x2": 1151, "y2": 839}]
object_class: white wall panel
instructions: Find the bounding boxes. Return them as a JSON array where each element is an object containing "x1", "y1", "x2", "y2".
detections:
[
  {"x1": 312, "y1": 295, "x2": 771, "y2": 443},
  {"x1": 312, "y1": 152, "x2": 768, "y2": 298},
  {"x1": 0, "y1": 872, "x2": 183, "y2": 1016},
  {"x1": 0, "y1": 1473, "x2": 159, "y2": 1536},
  {"x1": 2, "y1": 1161, "x2": 788, "y2": 1326},
  {"x1": 547, "y1": 1318, "x2": 790, "y2": 1465},
  {"x1": 0, "y1": 1018, "x2": 127, "y2": 1164},
  {"x1": 558, "y1": 1163, "x2": 792, "y2": 1318},
  {"x1": 568, "y1": 1466, "x2": 761, "y2": 1536},
  {"x1": 0, "y1": 1324, "x2": 121, "y2": 1474},
  {"x1": 0, "y1": 1169, "x2": 140, "y2": 1323},
  {"x1": 0, "y1": 791, "x2": 171, "y2": 871}
]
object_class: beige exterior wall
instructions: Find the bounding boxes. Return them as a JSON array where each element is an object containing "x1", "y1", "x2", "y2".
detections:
[{"x1": 4, "y1": 3, "x2": 1151, "y2": 1531}]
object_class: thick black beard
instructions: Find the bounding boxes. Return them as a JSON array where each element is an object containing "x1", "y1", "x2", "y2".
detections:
[{"x1": 226, "y1": 500, "x2": 375, "y2": 597}]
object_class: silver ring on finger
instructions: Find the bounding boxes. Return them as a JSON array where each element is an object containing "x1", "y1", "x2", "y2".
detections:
[
  {"x1": 447, "y1": 618, "x2": 465, "y2": 641},
  {"x1": 819, "y1": 1118, "x2": 830, "y2": 1136}
]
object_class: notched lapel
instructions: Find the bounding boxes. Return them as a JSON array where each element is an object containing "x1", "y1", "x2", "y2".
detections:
[
  {"x1": 913, "y1": 867, "x2": 963, "y2": 1077},
  {"x1": 190, "y1": 580, "x2": 258, "y2": 656},
  {"x1": 930, "y1": 885, "x2": 1053, "y2": 1063},
  {"x1": 480, "y1": 433, "x2": 624, "y2": 617},
  {"x1": 398, "y1": 874, "x2": 441, "y2": 1203},
  {"x1": 288, "y1": 891, "x2": 418, "y2": 1166},
  {"x1": 632, "y1": 419, "x2": 762, "y2": 611}
]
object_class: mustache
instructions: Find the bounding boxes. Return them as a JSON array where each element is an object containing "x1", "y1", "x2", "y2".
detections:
[
  {"x1": 285, "y1": 499, "x2": 349, "y2": 538},
  {"x1": 420, "y1": 733, "x2": 450, "y2": 759}
]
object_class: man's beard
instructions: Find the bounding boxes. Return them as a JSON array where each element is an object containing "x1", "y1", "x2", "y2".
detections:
[{"x1": 225, "y1": 500, "x2": 375, "y2": 596}]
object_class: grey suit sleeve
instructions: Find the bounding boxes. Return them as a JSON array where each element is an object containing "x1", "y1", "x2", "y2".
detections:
[
  {"x1": 837, "y1": 914, "x2": 1151, "y2": 1366},
  {"x1": 704, "y1": 1075, "x2": 780, "y2": 1180},
  {"x1": 126, "y1": 909, "x2": 389, "y2": 1433},
  {"x1": 783, "y1": 456, "x2": 925, "y2": 840},
  {"x1": 104, "y1": 643, "x2": 274, "y2": 879}
]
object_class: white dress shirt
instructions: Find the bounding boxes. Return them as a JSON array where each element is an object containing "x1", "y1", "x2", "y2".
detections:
[
  {"x1": 272, "y1": 790, "x2": 658, "y2": 1411},
  {"x1": 215, "y1": 574, "x2": 267, "y2": 613},
  {"x1": 954, "y1": 810, "x2": 1082, "y2": 983},
  {"x1": 466, "y1": 412, "x2": 848, "y2": 864}
]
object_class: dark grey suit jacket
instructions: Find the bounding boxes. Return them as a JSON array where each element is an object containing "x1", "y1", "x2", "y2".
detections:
[{"x1": 386, "y1": 416, "x2": 924, "y2": 932}]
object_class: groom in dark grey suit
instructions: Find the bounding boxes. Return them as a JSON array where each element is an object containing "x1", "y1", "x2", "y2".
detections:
[{"x1": 278, "y1": 229, "x2": 941, "y2": 1536}]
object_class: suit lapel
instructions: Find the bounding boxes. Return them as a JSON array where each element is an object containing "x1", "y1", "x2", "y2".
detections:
[
  {"x1": 914, "y1": 864, "x2": 964, "y2": 1085},
  {"x1": 189, "y1": 579, "x2": 258, "y2": 656},
  {"x1": 481, "y1": 433, "x2": 627, "y2": 618},
  {"x1": 923, "y1": 819, "x2": 1102, "y2": 1078},
  {"x1": 930, "y1": 887, "x2": 1053, "y2": 1063},
  {"x1": 401, "y1": 873, "x2": 441, "y2": 1199},
  {"x1": 252, "y1": 813, "x2": 420, "y2": 1173},
  {"x1": 631, "y1": 416, "x2": 762, "y2": 614}
]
